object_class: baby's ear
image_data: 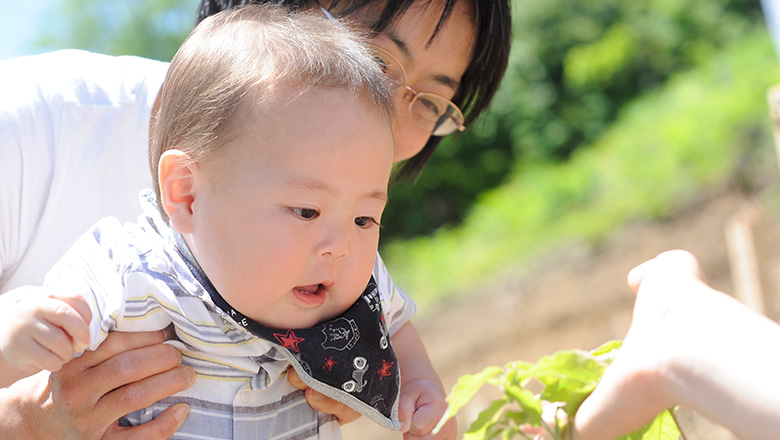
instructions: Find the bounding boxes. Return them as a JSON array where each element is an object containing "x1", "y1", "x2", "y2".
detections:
[{"x1": 158, "y1": 149, "x2": 198, "y2": 234}]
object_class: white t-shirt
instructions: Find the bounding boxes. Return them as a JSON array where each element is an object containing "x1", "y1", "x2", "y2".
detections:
[
  {"x1": 0, "y1": 50, "x2": 167, "y2": 291},
  {"x1": 0, "y1": 50, "x2": 415, "y2": 331}
]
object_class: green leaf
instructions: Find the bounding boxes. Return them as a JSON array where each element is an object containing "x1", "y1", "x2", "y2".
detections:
[
  {"x1": 466, "y1": 398, "x2": 508, "y2": 435},
  {"x1": 639, "y1": 408, "x2": 682, "y2": 440},
  {"x1": 589, "y1": 340, "x2": 622, "y2": 364},
  {"x1": 442, "y1": 345, "x2": 686, "y2": 440},
  {"x1": 434, "y1": 365, "x2": 503, "y2": 434},
  {"x1": 503, "y1": 361, "x2": 533, "y2": 386},
  {"x1": 463, "y1": 429, "x2": 489, "y2": 440},
  {"x1": 503, "y1": 410, "x2": 533, "y2": 427},
  {"x1": 614, "y1": 408, "x2": 682, "y2": 440},
  {"x1": 463, "y1": 409, "x2": 505, "y2": 440},
  {"x1": 504, "y1": 386, "x2": 543, "y2": 426},
  {"x1": 530, "y1": 350, "x2": 605, "y2": 414}
]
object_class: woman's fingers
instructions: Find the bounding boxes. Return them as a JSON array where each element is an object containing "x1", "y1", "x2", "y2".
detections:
[
  {"x1": 73, "y1": 330, "x2": 169, "y2": 367},
  {"x1": 305, "y1": 387, "x2": 361, "y2": 425},
  {"x1": 49, "y1": 331, "x2": 194, "y2": 438},
  {"x1": 286, "y1": 367, "x2": 306, "y2": 389},
  {"x1": 101, "y1": 403, "x2": 190, "y2": 440},
  {"x1": 93, "y1": 350, "x2": 195, "y2": 422},
  {"x1": 286, "y1": 368, "x2": 361, "y2": 425}
]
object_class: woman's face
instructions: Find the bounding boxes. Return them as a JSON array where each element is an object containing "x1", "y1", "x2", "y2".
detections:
[{"x1": 368, "y1": 0, "x2": 475, "y2": 162}]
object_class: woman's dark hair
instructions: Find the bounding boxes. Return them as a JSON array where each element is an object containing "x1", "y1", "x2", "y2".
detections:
[{"x1": 197, "y1": 0, "x2": 511, "y2": 182}]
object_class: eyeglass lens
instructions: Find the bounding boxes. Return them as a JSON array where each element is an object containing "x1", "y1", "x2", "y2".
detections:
[{"x1": 370, "y1": 45, "x2": 465, "y2": 136}]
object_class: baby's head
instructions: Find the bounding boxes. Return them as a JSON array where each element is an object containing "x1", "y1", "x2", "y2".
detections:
[{"x1": 151, "y1": 4, "x2": 395, "y2": 329}]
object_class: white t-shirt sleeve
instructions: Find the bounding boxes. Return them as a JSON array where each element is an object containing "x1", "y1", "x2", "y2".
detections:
[
  {"x1": 0, "y1": 50, "x2": 168, "y2": 293},
  {"x1": 373, "y1": 252, "x2": 417, "y2": 335},
  {"x1": 0, "y1": 53, "x2": 58, "y2": 290}
]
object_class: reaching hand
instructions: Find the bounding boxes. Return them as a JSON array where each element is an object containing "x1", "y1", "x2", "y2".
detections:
[{"x1": 574, "y1": 250, "x2": 780, "y2": 440}]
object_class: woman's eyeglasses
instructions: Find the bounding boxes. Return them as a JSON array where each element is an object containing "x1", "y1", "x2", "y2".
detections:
[
  {"x1": 368, "y1": 44, "x2": 466, "y2": 136},
  {"x1": 315, "y1": 2, "x2": 465, "y2": 136}
]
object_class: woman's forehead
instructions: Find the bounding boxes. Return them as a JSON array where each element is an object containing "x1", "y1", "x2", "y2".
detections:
[{"x1": 381, "y1": 1, "x2": 473, "y2": 82}]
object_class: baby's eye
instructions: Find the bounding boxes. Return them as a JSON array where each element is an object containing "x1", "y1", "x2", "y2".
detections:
[
  {"x1": 355, "y1": 217, "x2": 380, "y2": 228},
  {"x1": 292, "y1": 208, "x2": 319, "y2": 220}
]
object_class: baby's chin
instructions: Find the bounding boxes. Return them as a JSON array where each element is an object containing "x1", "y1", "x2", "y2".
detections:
[
  {"x1": 295, "y1": 308, "x2": 347, "y2": 329},
  {"x1": 252, "y1": 307, "x2": 346, "y2": 330}
]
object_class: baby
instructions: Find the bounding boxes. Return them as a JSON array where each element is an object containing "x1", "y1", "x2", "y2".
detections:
[{"x1": 0, "y1": 5, "x2": 443, "y2": 439}]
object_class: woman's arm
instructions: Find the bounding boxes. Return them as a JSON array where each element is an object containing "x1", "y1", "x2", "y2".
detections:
[{"x1": 574, "y1": 250, "x2": 780, "y2": 440}]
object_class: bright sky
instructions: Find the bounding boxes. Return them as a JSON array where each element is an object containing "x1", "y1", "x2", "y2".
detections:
[
  {"x1": 2, "y1": 2, "x2": 780, "y2": 62},
  {"x1": 763, "y1": 0, "x2": 780, "y2": 63},
  {"x1": 0, "y1": 1, "x2": 54, "y2": 61}
]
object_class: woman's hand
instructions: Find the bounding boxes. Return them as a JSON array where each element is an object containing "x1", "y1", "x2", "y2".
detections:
[
  {"x1": 0, "y1": 329, "x2": 195, "y2": 440},
  {"x1": 287, "y1": 367, "x2": 361, "y2": 425}
]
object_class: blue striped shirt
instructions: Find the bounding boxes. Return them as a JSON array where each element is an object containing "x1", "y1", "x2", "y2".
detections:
[{"x1": 44, "y1": 194, "x2": 415, "y2": 439}]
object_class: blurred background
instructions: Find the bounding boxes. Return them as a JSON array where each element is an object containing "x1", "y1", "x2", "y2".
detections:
[{"x1": 4, "y1": 0, "x2": 780, "y2": 438}]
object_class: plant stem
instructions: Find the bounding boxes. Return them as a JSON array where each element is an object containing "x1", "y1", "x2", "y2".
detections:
[
  {"x1": 668, "y1": 407, "x2": 688, "y2": 440},
  {"x1": 540, "y1": 415, "x2": 560, "y2": 440}
]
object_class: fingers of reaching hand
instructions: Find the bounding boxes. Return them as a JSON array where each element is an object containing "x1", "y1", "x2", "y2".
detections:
[
  {"x1": 627, "y1": 250, "x2": 702, "y2": 293},
  {"x1": 652, "y1": 250, "x2": 702, "y2": 279}
]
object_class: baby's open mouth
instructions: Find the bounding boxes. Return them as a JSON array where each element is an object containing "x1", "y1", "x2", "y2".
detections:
[
  {"x1": 296, "y1": 284, "x2": 324, "y2": 295},
  {"x1": 292, "y1": 284, "x2": 328, "y2": 307}
]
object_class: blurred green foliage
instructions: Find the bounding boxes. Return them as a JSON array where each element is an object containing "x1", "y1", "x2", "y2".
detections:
[
  {"x1": 383, "y1": 0, "x2": 765, "y2": 240},
  {"x1": 383, "y1": 31, "x2": 780, "y2": 309},
  {"x1": 37, "y1": 0, "x2": 195, "y2": 61}
]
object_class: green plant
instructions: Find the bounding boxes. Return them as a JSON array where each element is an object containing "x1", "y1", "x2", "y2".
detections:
[{"x1": 434, "y1": 341, "x2": 683, "y2": 440}]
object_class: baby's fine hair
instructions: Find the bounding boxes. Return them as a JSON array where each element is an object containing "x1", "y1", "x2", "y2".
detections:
[{"x1": 150, "y1": 4, "x2": 394, "y2": 217}]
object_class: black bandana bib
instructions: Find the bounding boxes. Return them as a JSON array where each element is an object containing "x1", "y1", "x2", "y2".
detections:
[{"x1": 174, "y1": 233, "x2": 401, "y2": 430}]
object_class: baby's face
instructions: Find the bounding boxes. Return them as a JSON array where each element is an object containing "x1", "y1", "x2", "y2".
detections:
[{"x1": 185, "y1": 87, "x2": 393, "y2": 329}]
